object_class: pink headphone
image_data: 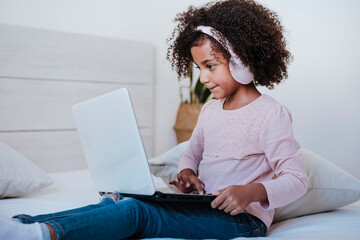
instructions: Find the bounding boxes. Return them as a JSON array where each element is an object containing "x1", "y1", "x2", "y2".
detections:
[{"x1": 196, "y1": 26, "x2": 254, "y2": 85}]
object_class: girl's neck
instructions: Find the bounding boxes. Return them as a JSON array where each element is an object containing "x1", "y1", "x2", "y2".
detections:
[{"x1": 223, "y1": 84, "x2": 261, "y2": 110}]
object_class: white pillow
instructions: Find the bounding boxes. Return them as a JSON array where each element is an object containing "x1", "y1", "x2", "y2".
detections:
[
  {"x1": 149, "y1": 142, "x2": 360, "y2": 222},
  {"x1": 0, "y1": 141, "x2": 54, "y2": 198},
  {"x1": 149, "y1": 141, "x2": 188, "y2": 193},
  {"x1": 274, "y1": 148, "x2": 360, "y2": 222}
]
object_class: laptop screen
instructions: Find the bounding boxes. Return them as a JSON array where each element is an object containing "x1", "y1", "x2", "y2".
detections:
[{"x1": 72, "y1": 88, "x2": 155, "y2": 195}]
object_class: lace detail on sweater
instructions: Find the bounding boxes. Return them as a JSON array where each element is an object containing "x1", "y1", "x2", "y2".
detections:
[{"x1": 201, "y1": 95, "x2": 275, "y2": 160}]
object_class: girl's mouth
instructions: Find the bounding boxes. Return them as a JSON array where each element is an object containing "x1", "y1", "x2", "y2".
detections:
[{"x1": 209, "y1": 86, "x2": 218, "y2": 91}]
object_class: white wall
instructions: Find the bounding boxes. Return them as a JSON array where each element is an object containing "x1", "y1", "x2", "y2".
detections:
[
  {"x1": 0, "y1": 0, "x2": 359, "y2": 178},
  {"x1": 258, "y1": 0, "x2": 360, "y2": 180}
]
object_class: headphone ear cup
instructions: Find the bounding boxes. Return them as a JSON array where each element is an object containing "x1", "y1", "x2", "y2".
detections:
[{"x1": 228, "y1": 56, "x2": 254, "y2": 85}]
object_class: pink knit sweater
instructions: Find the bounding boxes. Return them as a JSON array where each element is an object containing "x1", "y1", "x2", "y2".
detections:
[{"x1": 178, "y1": 95, "x2": 308, "y2": 228}]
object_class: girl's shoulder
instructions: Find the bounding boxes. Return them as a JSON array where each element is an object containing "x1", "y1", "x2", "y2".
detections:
[
  {"x1": 260, "y1": 95, "x2": 293, "y2": 122},
  {"x1": 257, "y1": 94, "x2": 286, "y2": 110}
]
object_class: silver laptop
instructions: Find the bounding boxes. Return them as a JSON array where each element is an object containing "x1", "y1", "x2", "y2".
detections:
[{"x1": 72, "y1": 88, "x2": 215, "y2": 202}]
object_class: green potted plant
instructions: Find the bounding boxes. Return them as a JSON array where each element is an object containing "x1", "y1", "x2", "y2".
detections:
[{"x1": 173, "y1": 69, "x2": 213, "y2": 143}]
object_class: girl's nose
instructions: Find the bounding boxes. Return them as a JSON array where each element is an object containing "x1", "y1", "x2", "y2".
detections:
[{"x1": 199, "y1": 72, "x2": 210, "y2": 84}]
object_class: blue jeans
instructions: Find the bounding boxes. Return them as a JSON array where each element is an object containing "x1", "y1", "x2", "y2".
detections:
[{"x1": 13, "y1": 195, "x2": 267, "y2": 239}]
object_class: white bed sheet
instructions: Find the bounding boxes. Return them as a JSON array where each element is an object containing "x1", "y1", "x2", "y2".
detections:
[
  {"x1": 0, "y1": 169, "x2": 173, "y2": 218},
  {"x1": 0, "y1": 169, "x2": 359, "y2": 239}
]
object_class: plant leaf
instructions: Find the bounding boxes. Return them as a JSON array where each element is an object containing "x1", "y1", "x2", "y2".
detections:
[
  {"x1": 201, "y1": 85, "x2": 212, "y2": 103},
  {"x1": 194, "y1": 77, "x2": 204, "y2": 103}
]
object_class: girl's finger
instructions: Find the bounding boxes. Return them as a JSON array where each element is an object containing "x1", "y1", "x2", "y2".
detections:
[
  {"x1": 169, "y1": 180, "x2": 180, "y2": 188},
  {"x1": 211, "y1": 192, "x2": 226, "y2": 209},
  {"x1": 217, "y1": 199, "x2": 231, "y2": 211},
  {"x1": 189, "y1": 176, "x2": 205, "y2": 194},
  {"x1": 177, "y1": 173, "x2": 182, "y2": 181},
  {"x1": 223, "y1": 203, "x2": 235, "y2": 213},
  {"x1": 211, "y1": 187, "x2": 226, "y2": 196},
  {"x1": 230, "y1": 207, "x2": 243, "y2": 216},
  {"x1": 183, "y1": 175, "x2": 192, "y2": 188},
  {"x1": 178, "y1": 173, "x2": 187, "y2": 186}
]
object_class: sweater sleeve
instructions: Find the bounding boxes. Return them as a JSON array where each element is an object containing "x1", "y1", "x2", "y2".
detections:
[
  {"x1": 177, "y1": 102, "x2": 210, "y2": 174},
  {"x1": 259, "y1": 105, "x2": 308, "y2": 209}
]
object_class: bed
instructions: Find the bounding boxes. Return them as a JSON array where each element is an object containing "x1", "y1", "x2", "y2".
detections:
[
  {"x1": 1, "y1": 23, "x2": 360, "y2": 239},
  {"x1": 1, "y1": 168, "x2": 359, "y2": 240}
]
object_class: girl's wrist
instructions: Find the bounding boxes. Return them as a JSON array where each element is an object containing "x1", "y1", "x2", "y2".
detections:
[{"x1": 248, "y1": 183, "x2": 268, "y2": 203}]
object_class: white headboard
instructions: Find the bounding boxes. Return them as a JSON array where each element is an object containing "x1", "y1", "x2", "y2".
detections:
[{"x1": 0, "y1": 24, "x2": 154, "y2": 172}]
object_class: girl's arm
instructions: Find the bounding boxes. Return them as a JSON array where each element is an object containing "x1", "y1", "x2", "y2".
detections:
[
  {"x1": 172, "y1": 101, "x2": 210, "y2": 194},
  {"x1": 258, "y1": 105, "x2": 308, "y2": 209},
  {"x1": 170, "y1": 132, "x2": 205, "y2": 193}
]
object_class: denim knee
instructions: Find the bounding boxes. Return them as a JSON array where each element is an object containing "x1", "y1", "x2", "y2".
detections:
[
  {"x1": 100, "y1": 191, "x2": 124, "y2": 203},
  {"x1": 12, "y1": 214, "x2": 34, "y2": 224}
]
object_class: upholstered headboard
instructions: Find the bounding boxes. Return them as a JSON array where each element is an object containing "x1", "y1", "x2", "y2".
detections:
[{"x1": 0, "y1": 23, "x2": 155, "y2": 172}]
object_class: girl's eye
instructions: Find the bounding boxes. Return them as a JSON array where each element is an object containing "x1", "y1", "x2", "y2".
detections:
[{"x1": 207, "y1": 65, "x2": 215, "y2": 70}]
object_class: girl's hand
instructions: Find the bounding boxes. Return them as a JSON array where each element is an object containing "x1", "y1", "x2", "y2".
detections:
[
  {"x1": 169, "y1": 168, "x2": 205, "y2": 194},
  {"x1": 211, "y1": 183, "x2": 268, "y2": 215}
]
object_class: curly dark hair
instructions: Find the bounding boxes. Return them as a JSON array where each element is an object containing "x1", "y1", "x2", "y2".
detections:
[{"x1": 167, "y1": 0, "x2": 292, "y2": 89}]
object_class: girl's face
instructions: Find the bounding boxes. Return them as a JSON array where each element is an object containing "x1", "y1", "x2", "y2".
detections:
[{"x1": 191, "y1": 38, "x2": 241, "y2": 100}]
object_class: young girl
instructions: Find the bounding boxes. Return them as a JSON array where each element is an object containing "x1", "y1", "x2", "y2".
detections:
[{"x1": 1, "y1": 0, "x2": 308, "y2": 239}]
